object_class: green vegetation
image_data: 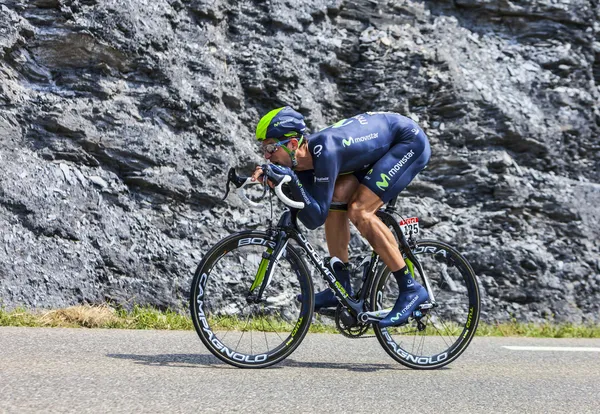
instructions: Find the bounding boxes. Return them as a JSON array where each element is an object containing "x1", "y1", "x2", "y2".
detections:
[
  {"x1": 1, "y1": 305, "x2": 599, "y2": 338},
  {"x1": 0, "y1": 305, "x2": 193, "y2": 330},
  {"x1": 476, "y1": 319, "x2": 600, "y2": 339}
]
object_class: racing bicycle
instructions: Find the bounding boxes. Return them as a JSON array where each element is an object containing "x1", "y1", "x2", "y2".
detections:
[{"x1": 190, "y1": 168, "x2": 481, "y2": 369}]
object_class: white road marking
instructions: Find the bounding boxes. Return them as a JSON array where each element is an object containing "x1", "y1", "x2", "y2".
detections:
[{"x1": 504, "y1": 346, "x2": 600, "y2": 352}]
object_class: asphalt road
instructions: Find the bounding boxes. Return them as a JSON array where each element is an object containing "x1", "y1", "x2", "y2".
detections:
[{"x1": 1, "y1": 327, "x2": 599, "y2": 413}]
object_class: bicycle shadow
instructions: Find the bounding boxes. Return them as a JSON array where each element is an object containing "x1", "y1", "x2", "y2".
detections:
[
  {"x1": 106, "y1": 353, "x2": 236, "y2": 369},
  {"x1": 280, "y1": 359, "x2": 408, "y2": 372},
  {"x1": 106, "y1": 353, "x2": 414, "y2": 371}
]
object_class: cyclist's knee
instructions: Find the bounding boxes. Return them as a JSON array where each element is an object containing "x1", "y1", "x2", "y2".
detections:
[
  {"x1": 347, "y1": 186, "x2": 383, "y2": 225},
  {"x1": 347, "y1": 200, "x2": 373, "y2": 228}
]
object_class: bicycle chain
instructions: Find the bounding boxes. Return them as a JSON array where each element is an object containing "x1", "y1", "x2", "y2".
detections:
[
  {"x1": 334, "y1": 307, "x2": 376, "y2": 339},
  {"x1": 338, "y1": 327, "x2": 376, "y2": 339}
]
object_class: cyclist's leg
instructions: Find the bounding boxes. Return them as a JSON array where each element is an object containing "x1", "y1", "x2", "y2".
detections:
[
  {"x1": 347, "y1": 187, "x2": 400, "y2": 269},
  {"x1": 348, "y1": 134, "x2": 430, "y2": 270},
  {"x1": 325, "y1": 174, "x2": 360, "y2": 262},
  {"x1": 325, "y1": 211, "x2": 349, "y2": 261},
  {"x1": 308, "y1": 174, "x2": 360, "y2": 309},
  {"x1": 348, "y1": 131, "x2": 431, "y2": 326}
]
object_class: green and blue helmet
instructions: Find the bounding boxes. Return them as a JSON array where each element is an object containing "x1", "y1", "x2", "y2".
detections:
[{"x1": 255, "y1": 106, "x2": 307, "y2": 141}]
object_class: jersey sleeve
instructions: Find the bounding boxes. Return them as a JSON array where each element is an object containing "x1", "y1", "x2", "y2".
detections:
[{"x1": 292, "y1": 154, "x2": 338, "y2": 230}]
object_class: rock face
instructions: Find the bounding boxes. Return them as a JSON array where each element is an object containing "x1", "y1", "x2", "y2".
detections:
[{"x1": 0, "y1": 0, "x2": 598, "y2": 324}]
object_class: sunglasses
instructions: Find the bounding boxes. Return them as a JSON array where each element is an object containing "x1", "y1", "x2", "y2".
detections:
[{"x1": 261, "y1": 139, "x2": 291, "y2": 154}]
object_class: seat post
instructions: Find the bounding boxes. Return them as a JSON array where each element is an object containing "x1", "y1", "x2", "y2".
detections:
[{"x1": 385, "y1": 196, "x2": 399, "y2": 213}]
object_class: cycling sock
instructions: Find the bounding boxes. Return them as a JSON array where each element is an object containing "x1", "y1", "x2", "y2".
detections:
[{"x1": 393, "y1": 265, "x2": 415, "y2": 291}]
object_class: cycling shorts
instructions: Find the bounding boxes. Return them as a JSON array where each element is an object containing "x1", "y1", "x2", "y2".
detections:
[{"x1": 360, "y1": 129, "x2": 431, "y2": 203}]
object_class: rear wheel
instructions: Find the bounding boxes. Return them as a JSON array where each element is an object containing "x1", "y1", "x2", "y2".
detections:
[
  {"x1": 371, "y1": 239, "x2": 480, "y2": 369},
  {"x1": 190, "y1": 231, "x2": 314, "y2": 368}
]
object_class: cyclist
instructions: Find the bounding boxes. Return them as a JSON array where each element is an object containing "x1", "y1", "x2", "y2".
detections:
[{"x1": 252, "y1": 106, "x2": 431, "y2": 327}]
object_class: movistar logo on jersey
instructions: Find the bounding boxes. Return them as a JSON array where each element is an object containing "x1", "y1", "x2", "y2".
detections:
[
  {"x1": 376, "y1": 173, "x2": 390, "y2": 190},
  {"x1": 342, "y1": 132, "x2": 379, "y2": 147}
]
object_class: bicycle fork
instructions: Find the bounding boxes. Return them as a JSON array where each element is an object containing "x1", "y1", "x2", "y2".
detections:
[{"x1": 246, "y1": 231, "x2": 289, "y2": 304}]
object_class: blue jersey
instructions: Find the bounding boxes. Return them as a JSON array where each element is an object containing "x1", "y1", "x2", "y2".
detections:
[{"x1": 292, "y1": 112, "x2": 431, "y2": 229}]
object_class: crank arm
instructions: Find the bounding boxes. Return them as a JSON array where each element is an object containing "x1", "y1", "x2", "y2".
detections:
[{"x1": 358, "y1": 302, "x2": 433, "y2": 324}]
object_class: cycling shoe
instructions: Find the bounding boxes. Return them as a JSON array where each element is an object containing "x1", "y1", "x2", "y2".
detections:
[
  {"x1": 378, "y1": 282, "x2": 428, "y2": 328},
  {"x1": 297, "y1": 257, "x2": 353, "y2": 311}
]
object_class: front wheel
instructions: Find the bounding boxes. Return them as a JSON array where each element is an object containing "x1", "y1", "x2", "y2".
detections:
[
  {"x1": 190, "y1": 230, "x2": 314, "y2": 368},
  {"x1": 371, "y1": 239, "x2": 481, "y2": 369}
]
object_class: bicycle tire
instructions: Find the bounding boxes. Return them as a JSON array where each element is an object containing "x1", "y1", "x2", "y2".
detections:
[
  {"x1": 371, "y1": 239, "x2": 481, "y2": 369},
  {"x1": 190, "y1": 230, "x2": 314, "y2": 368}
]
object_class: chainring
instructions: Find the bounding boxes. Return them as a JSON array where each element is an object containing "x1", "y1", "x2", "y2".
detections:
[{"x1": 335, "y1": 305, "x2": 372, "y2": 338}]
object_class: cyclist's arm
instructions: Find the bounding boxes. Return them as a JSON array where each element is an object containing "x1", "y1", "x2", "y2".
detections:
[{"x1": 292, "y1": 168, "x2": 336, "y2": 230}]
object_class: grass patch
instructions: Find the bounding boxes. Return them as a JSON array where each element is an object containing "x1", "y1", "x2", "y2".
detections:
[
  {"x1": 476, "y1": 320, "x2": 600, "y2": 339},
  {"x1": 1, "y1": 306, "x2": 599, "y2": 338},
  {"x1": 0, "y1": 305, "x2": 192, "y2": 330}
]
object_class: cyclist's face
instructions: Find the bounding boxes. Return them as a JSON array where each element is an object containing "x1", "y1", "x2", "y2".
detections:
[{"x1": 261, "y1": 138, "x2": 292, "y2": 166}]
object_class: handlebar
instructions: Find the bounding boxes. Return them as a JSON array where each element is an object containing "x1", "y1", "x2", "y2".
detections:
[{"x1": 223, "y1": 168, "x2": 305, "y2": 210}]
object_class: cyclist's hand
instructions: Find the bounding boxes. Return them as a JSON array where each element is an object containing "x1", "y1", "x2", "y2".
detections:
[
  {"x1": 250, "y1": 165, "x2": 278, "y2": 188},
  {"x1": 251, "y1": 164, "x2": 296, "y2": 188},
  {"x1": 251, "y1": 166, "x2": 264, "y2": 183},
  {"x1": 261, "y1": 164, "x2": 296, "y2": 187}
]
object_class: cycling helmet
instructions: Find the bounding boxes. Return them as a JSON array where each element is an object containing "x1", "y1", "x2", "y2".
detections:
[{"x1": 255, "y1": 106, "x2": 307, "y2": 141}]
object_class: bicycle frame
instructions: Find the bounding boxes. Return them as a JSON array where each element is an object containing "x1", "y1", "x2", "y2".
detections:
[{"x1": 251, "y1": 195, "x2": 436, "y2": 323}]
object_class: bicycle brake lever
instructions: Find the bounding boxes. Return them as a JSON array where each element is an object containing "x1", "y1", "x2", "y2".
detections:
[
  {"x1": 223, "y1": 167, "x2": 247, "y2": 200},
  {"x1": 223, "y1": 167, "x2": 273, "y2": 208}
]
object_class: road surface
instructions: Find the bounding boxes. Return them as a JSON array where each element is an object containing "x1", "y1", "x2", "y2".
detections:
[{"x1": 1, "y1": 327, "x2": 599, "y2": 413}]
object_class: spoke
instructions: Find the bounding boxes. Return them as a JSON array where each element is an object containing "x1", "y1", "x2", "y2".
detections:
[
  {"x1": 411, "y1": 326, "x2": 418, "y2": 354},
  {"x1": 262, "y1": 318, "x2": 270, "y2": 352},
  {"x1": 418, "y1": 328, "x2": 426, "y2": 356},
  {"x1": 244, "y1": 311, "x2": 253, "y2": 331},
  {"x1": 392, "y1": 327, "x2": 418, "y2": 336},
  {"x1": 258, "y1": 304, "x2": 271, "y2": 352},
  {"x1": 234, "y1": 313, "x2": 252, "y2": 352},
  {"x1": 214, "y1": 311, "x2": 232, "y2": 342},
  {"x1": 427, "y1": 315, "x2": 453, "y2": 348},
  {"x1": 221, "y1": 327, "x2": 230, "y2": 341},
  {"x1": 438, "y1": 317, "x2": 459, "y2": 343},
  {"x1": 235, "y1": 330, "x2": 245, "y2": 352},
  {"x1": 263, "y1": 313, "x2": 285, "y2": 342}
]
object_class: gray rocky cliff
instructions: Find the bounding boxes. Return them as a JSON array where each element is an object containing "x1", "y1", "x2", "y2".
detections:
[{"x1": 0, "y1": 0, "x2": 598, "y2": 324}]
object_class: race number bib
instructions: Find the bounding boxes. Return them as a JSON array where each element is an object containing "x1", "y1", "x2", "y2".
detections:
[{"x1": 399, "y1": 217, "x2": 419, "y2": 238}]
